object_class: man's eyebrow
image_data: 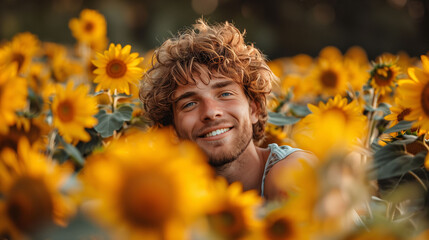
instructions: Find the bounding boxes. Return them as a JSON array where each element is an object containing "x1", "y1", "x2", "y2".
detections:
[
  {"x1": 211, "y1": 80, "x2": 234, "y2": 89},
  {"x1": 173, "y1": 91, "x2": 197, "y2": 104}
]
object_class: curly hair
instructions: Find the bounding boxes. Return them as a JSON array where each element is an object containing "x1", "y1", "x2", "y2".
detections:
[{"x1": 139, "y1": 18, "x2": 275, "y2": 144}]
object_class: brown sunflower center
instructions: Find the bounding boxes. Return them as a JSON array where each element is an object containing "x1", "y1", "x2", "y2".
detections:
[
  {"x1": 11, "y1": 53, "x2": 25, "y2": 72},
  {"x1": 266, "y1": 218, "x2": 294, "y2": 240},
  {"x1": 6, "y1": 177, "x2": 53, "y2": 234},
  {"x1": 57, "y1": 100, "x2": 75, "y2": 122},
  {"x1": 120, "y1": 172, "x2": 174, "y2": 228},
  {"x1": 209, "y1": 207, "x2": 245, "y2": 237},
  {"x1": 374, "y1": 66, "x2": 394, "y2": 86},
  {"x1": 106, "y1": 59, "x2": 127, "y2": 78},
  {"x1": 421, "y1": 82, "x2": 429, "y2": 116},
  {"x1": 84, "y1": 21, "x2": 95, "y2": 33},
  {"x1": 397, "y1": 108, "x2": 411, "y2": 122},
  {"x1": 320, "y1": 70, "x2": 338, "y2": 88}
]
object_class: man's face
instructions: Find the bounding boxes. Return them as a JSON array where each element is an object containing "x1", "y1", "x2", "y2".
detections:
[{"x1": 172, "y1": 73, "x2": 258, "y2": 167}]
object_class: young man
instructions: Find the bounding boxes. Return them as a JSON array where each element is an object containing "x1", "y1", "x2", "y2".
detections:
[{"x1": 139, "y1": 19, "x2": 313, "y2": 200}]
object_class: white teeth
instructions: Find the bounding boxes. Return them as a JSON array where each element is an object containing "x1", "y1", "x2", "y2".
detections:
[{"x1": 205, "y1": 128, "x2": 230, "y2": 137}]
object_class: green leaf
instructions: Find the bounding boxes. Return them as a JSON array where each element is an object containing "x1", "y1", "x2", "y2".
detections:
[
  {"x1": 57, "y1": 135, "x2": 85, "y2": 166},
  {"x1": 268, "y1": 112, "x2": 300, "y2": 126},
  {"x1": 289, "y1": 103, "x2": 311, "y2": 117},
  {"x1": 368, "y1": 143, "x2": 427, "y2": 180},
  {"x1": 94, "y1": 105, "x2": 133, "y2": 138},
  {"x1": 384, "y1": 121, "x2": 414, "y2": 134}
]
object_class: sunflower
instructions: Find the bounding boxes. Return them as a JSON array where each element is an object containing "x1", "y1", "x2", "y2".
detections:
[
  {"x1": 384, "y1": 98, "x2": 412, "y2": 127},
  {"x1": 11, "y1": 32, "x2": 41, "y2": 57},
  {"x1": 81, "y1": 129, "x2": 214, "y2": 240},
  {"x1": 344, "y1": 46, "x2": 368, "y2": 67},
  {"x1": 255, "y1": 204, "x2": 310, "y2": 240},
  {"x1": 396, "y1": 55, "x2": 429, "y2": 131},
  {"x1": 43, "y1": 42, "x2": 67, "y2": 61},
  {"x1": 51, "y1": 81, "x2": 98, "y2": 143},
  {"x1": 0, "y1": 138, "x2": 75, "y2": 238},
  {"x1": 69, "y1": 9, "x2": 107, "y2": 45},
  {"x1": 51, "y1": 54, "x2": 83, "y2": 82},
  {"x1": 27, "y1": 62, "x2": 51, "y2": 94},
  {"x1": 92, "y1": 43, "x2": 144, "y2": 94},
  {"x1": 344, "y1": 59, "x2": 370, "y2": 92},
  {"x1": 292, "y1": 95, "x2": 367, "y2": 158},
  {"x1": 309, "y1": 59, "x2": 348, "y2": 97},
  {"x1": 370, "y1": 58, "x2": 401, "y2": 96},
  {"x1": 0, "y1": 34, "x2": 39, "y2": 74},
  {"x1": 318, "y1": 46, "x2": 343, "y2": 63},
  {"x1": 0, "y1": 64, "x2": 27, "y2": 134},
  {"x1": 204, "y1": 178, "x2": 262, "y2": 239}
]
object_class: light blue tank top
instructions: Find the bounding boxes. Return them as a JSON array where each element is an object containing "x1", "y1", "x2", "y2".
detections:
[{"x1": 260, "y1": 143, "x2": 301, "y2": 197}]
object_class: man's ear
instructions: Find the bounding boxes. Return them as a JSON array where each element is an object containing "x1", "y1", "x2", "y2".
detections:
[{"x1": 249, "y1": 100, "x2": 259, "y2": 124}]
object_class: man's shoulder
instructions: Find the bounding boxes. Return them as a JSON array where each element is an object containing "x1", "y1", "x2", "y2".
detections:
[{"x1": 264, "y1": 145, "x2": 317, "y2": 200}]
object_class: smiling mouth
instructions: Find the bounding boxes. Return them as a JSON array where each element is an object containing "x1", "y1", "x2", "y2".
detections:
[{"x1": 201, "y1": 127, "x2": 232, "y2": 138}]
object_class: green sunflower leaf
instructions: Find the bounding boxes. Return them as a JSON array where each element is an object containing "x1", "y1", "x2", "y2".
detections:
[
  {"x1": 57, "y1": 135, "x2": 85, "y2": 166},
  {"x1": 384, "y1": 121, "x2": 414, "y2": 134},
  {"x1": 94, "y1": 105, "x2": 133, "y2": 138},
  {"x1": 368, "y1": 143, "x2": 426, "y2": 180},
  {"x1": 268, "y1": 112, "x2": 300, "y2": 126}
]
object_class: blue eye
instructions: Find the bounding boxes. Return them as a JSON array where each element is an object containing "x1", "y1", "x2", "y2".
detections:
[
  {"x1": 221, "y1": 92, "x2": 232, "y2": 97},
  {"x1": 183, "y1": 102, "x2": 196, "y2": 109}
]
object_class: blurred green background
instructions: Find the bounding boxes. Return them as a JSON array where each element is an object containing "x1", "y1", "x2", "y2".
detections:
[{"x1": 1, "y1": 0, "x2": 428, "y2": 60}]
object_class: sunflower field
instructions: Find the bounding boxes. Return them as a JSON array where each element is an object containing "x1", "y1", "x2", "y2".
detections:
[{"x1": 1, "y1": 8, "x2": 429, "y2": 240}]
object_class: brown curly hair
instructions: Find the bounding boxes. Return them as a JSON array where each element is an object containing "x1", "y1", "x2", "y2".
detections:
[{"x1": 139, "y1": 18, "x2": 274, "y2": 144}]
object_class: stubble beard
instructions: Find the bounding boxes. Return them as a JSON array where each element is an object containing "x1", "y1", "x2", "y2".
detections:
[{"x1": 205, "y1": 124, "x2": 253, "y2": 168}]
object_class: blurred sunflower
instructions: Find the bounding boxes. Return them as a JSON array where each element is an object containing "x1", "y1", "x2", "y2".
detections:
[
  {"x1": 0, "y1": 138, "x2": 75, "y2": 238},
  {"x1": 51, "y1": 54, "x2": 83, "y2": 82},
  {"x1": 51, "y1": 81, "x2": 98, "y2": 143},
  {"x1": 69, "y1": 9, "x2": 107, "y2": 45},
  {"x1": 92, "y1": 43, "x2": 144, "y2": 95},
  {"x1": 11, "y1": 32, "x2": 41, "y2": 57},
  {"x1": 255, "y1": 204, "x2": 310, "y2": 240},
  {"x1": 81, "y1": 129, "x2": 214, "y2": 240},
  {"x1": 318, "y1": 46, "x2": 343, "y2": 63},
  {"x1": 27, "y1": 62, "x2": 51, "y2": 94},
  {"x1": 43, "y1": 42, "x2": 67, "y2": 61},
  {"x1": 396, "y1": 55, "x2": 429, "y2": 131},
  {"x1": 344, "y1": 46, "x2": 368, "y2": 67},
  {"x1": 344, "y1": 59, "x2": 370, "y2": 92},
  {"x1": 205, "y1": 178, "x2": 261, "y2": 239},
  {"x1": 0, "y1": 64, "x2": 27, "y2": 134},
  {"x1": 292, "y1": 95, "x2": 367, "y2": 158},
  {"x1": 0, "y1": 33, "x2": 40, "y2": 74},
  {"x1": 370, "y1": 59, "x2": 401, "y2": 96},
  {"x1": 309, "y1": 59, "x2": 348, "y2": 97}
]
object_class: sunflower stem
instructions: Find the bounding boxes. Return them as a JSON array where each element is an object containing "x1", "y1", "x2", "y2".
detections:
[
  {"x1": 408, "y1": 170, "x2": 428, "y2": 192},
  {"x1": 365, "y1": 91, "x2": 379, "y2": 149},
  {"x1": 112, "y1": 89, "x2": 118, "y2": 113},
  {"x1": 47, "y1": 130, "x2": 57, "y2": 160},
  {"x1": 423, "y1": 133, "x2": 429, "y2": 151}
]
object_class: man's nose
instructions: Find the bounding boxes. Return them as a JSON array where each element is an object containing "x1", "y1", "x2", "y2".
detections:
[{"x1": 200, "y1": 98, "x2": 223, "y2": 121}]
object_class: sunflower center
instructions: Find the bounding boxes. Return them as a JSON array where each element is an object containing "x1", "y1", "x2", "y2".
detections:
[
  {"x1": 397, "y1": 108, "x2": 411, "y2": 122},
  {"x1": 106, "y1": 60, "x2": 127, "y2": 78},
  {"x1": 320, "y1": 70, "x2": 338, "y2": 88},
  {"x1": 374, "y1": 66, "x2": 393, "y2": 86},
  {"x1": 11, "y1": 53, "x2": 25, "y2": 72},
  {"x1": 209, "y1": 207, "x2": 245, "y2": 237},
  {"x1": 266, "y1": 218, "x2": 294, "y2": 240},
  {"x1": 421, "y1": 82, "x2": 429, "y2": 116},
  {"x1": 84, "y1": 21, "x2": 95, "y2": 33},
  {"x1": 6, "y1": 177, "x2": 53, "y2": 234},
  {"x1": 57, "y1": 100, "x2": 75, "y2": 122},
  {"x1": 120, "y1": 172, "x2": 174, "y2": 228}
]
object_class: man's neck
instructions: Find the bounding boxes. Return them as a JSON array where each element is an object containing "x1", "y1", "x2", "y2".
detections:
[{"x1": 214, "y1": 142, "x2": 270, "y2": 193}]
